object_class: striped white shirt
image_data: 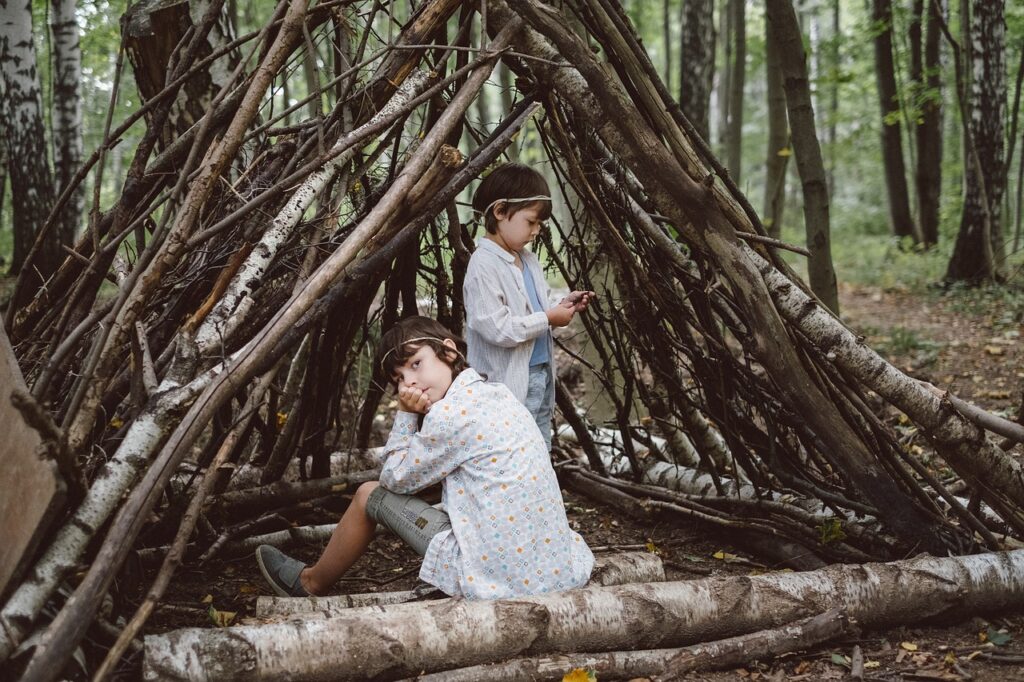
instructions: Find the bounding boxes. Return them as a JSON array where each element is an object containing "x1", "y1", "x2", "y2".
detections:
[{"x1": 463, "y1": 238, "x2": 555, "y2": 405}]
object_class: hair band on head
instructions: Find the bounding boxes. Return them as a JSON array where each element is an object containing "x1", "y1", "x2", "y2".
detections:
[
  {"x1": 379, "y1": 336, "x2": 465, "y2": 371},
  {"x1": 475, "y1": 195, "x2": 552, "y2": 217}
]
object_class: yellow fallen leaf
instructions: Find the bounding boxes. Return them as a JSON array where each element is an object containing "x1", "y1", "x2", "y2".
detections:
[
  {"x1": 900, "y1": 641, "x2": 919, "y2": 651},
  {"x1": 562, "y1": 669, "x2": 596, "y2": 682},
  {"x1": 109, "y1": 416, "x2": 124, "y2": 429},
  {"x1": 276, "y1": 411, "x2": 288, "y2": 429},
  {"x1": 713, "y1": 550, "x2": 738, "y2": 561},
  {"x1": 777, "y1": 147, "x2": 793, "y2": 157},
  {"x1": 208, "y1": 605, "x2": 237, "y2": 628},
  {"x1": 200, "y1": 594, "x2": 214, "y2": 604},
  {"x1": 645, "y1": 540, "x2": 659, "y2": 555},
  {"x1": 238, "y1": 584, "x2": 259, "y2": 595},
  {"x1": 864, "y1": 661, "x2": 881, "y2": 669},
  {"x1": 984, "y1": 345, "x2": 1005, "y2": 356}
]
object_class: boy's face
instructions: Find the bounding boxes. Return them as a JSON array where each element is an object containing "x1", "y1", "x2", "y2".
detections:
[
  {"x1": 391, "y1": 341, "x2": 457, "y2": 406},
  {"x1": 493, "y1": 203, "x2": 546, "y2": 252}
]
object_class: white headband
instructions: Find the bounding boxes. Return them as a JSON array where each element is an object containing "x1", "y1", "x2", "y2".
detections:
[
  {"x1": 379, "y1": 336, "x2": 465, "y2": 372},
  {"x1": 477, "y1": 195, "x2": 552, "y2": 217}
]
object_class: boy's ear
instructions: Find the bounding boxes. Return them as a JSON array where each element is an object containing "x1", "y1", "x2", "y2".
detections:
[{"x1": 442, "y1": 338, "x2": 457, "y2": 351}]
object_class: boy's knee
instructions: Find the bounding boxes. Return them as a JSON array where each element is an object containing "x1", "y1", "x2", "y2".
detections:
[{"x1": 354, "y1": 481, "x2": 381, "y2": 508}]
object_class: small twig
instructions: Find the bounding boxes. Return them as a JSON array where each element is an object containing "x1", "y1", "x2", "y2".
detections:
[{"x1": 850, "y1": 644, "x2": 864, "y2": 680}]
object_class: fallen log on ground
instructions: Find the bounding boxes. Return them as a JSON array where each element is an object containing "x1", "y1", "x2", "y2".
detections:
[
  {"x1": 143, "y1": 549, "x2": 1024, "y2": 681},
  {"x1": 254, "y1": 552, "x2": 665, "y2": 618},
  {"x1": 401, "y1": 608, "x2": 849, "y2": 682}
]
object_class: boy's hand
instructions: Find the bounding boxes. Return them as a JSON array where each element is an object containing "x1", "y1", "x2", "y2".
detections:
[
  {"x1": 397, "y1": 384, "x2": 432, "y2": 414},
  {"x1": 561, "y1": 290, "x2": 596, "y2": 312},
  {"x1": 546, "y1": 305, "x2": 574, "y2": 327}
]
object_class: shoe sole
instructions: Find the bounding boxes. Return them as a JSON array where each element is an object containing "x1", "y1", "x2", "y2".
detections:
[{"x1": 255, "y1": 547, "x2": 294, "y2": 598}]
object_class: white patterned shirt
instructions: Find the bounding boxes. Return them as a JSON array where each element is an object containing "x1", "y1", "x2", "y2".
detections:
[{"x1": 379, "y1": 368, "x2": 594, "y2": 599}]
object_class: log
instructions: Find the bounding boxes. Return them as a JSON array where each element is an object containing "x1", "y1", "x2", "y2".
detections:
[
  {"x1": 144, "y1": 549, "x2": 1024, "y2": 681},
  {"x1": 254, "y1": 552, "x2": 665, "y2": 618},
  {"x1": 401, "y1": 608, "x2": 849, "y2": 681}
]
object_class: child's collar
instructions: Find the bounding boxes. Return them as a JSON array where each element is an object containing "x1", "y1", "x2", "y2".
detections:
[{"x1": 476, "y1": 236, "x2": 517, "y2": 264}]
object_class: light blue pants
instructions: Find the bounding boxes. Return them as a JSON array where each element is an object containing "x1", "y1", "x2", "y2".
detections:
[{"x1": 524, "y1": 362, "x2": 554, "y2": 451}]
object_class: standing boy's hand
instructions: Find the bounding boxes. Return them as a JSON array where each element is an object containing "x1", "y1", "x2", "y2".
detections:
[
  {"x1": 397, "y1": 384, "x2": 432, "y2": 414},
  {"x1": 561, "y1": 290, "x2": 596, "y2": 312},
  {"x1": 546, "y1": 304, "x2": 574, "y2": 328}
]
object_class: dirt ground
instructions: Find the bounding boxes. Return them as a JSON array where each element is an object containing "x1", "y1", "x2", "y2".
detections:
[{"x1": 132, "y1": 283, "x2": 1024, "y2": 681}]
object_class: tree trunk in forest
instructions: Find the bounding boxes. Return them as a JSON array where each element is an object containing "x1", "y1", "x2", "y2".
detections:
[
  {"x1": 123, "y1": 0, "x2": 239, "y2": 149},
  {"x1": 765, "y1": 0, "x2": 839, "y2": 314},
  {"x1": 679, "y1": 0, "x2": 714, "y2": 141},
  {"x1": 49, "y1": 0, "x2": 84, "y2": 248},
  {"x1": 716, "y1": 0, "x2": 730, "y2": 152},
  {"x1": 872, "y1": 0, "x2": 918, "y2": 243},
  {"x1": 726, "y1": 0, "x2": 745, "y2": 183},
  {"x1": 0, "y1": 0, "x2": 60, "y2": 281},
  {"x1": 911, "y1": 0, "x2": 943, "y2": 247},
  {"x1": 763, "y1": 20, "x2": 789, "y2": 238},
  {"x1": 662, "y1": 0, "x2": 671, "y2": 93},
  {"x1": 946, "y1": 0, "x2": 1006, "y2": 283},
  {"x1": 828, "y1": 0, "x2": 839, "y2": 192},
  {"x1": 143, "y1": 550, "x2": 1024, "y2": 681}
]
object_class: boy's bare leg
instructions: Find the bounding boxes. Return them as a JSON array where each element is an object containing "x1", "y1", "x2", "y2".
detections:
[{"x1": 300, "y1": 481, "x2": 379, "y2": 595}]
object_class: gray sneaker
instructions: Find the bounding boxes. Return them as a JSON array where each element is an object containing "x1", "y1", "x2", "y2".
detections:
[{"x1": 255, "y1": 545, "x2": 310, "y2": 597}]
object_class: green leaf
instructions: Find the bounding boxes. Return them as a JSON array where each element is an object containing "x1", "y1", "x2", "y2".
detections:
[
  {"x1": 831, "y1": 653, "x2": 851, "y2": 668},
  {"x1": 987, "y1": 628, "x2": 1013, "y2": 647}
]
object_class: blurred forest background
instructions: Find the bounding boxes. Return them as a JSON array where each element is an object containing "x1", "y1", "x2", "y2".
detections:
[{"x1": 3, "y1": 0, "x2": 1024, "y2": 307}]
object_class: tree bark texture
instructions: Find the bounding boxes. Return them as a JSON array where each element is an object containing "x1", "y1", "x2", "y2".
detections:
[
  {"x1": 404, "y1": 609, "x2": 849, "y2": 682},
  {"x1": 725, "y1": 0, "x2": 745, "y2": 182},
  {"x1": 143, "y1": 550, "x2": 1024, "y2": 681},
  {"x1": 872, "y1": 0, "x2": 918, "y2": 242},
  {"x1": 49, "y1": 0, "x2": 84, "y2": 247},
  {"x1": 0, "y1": 0, "x2": 60, "y2": 278},
  {"x1": 946, "y1": 0, "x2": 1006, "y2": 282},
  {"x1": 911, "y1": 0, "x2": 943, "y2": 246},
  {"x1": 679, "y1": 0, "x2": 714, "y2": 141},
  {"x1": 763, "y1": 19, "x2": 789, "y2": 238},
  {"x1": 765, "y1": 0, "x2": 840, "y2": 314}
]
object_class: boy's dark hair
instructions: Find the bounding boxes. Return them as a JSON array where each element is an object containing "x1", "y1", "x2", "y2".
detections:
[
  {"x1": 472, "y1": 162, "x2": 552, "y2": 234},
  {"x1": 376, "y1": 316, "x2": 469, "y2": 384}
]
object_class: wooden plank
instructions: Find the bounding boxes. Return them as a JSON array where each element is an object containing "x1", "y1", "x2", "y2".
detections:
[{"x1": 0, "y1": 320, "x2": 64, "y2": 600}]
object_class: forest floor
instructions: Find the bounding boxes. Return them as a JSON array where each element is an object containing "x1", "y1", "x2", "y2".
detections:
[{"x1": 130, "y1": 281, "x2": 1024, "y2": 681}]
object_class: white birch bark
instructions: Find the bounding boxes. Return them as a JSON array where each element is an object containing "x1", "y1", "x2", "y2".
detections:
[
  {"x1": 194, "y1": 71, "x2": 431, "y2": 352},
  {"x1": 254, "y1": 553, "x2": 665, "y2": 618},
  {"x1": 403, "y1": 609, "x2": 848, "y2": 682},
  {"x1": 144, "y1": 550, "x2": 1024, "y2": 681},
  {"x1": 748, "y1": 243, "x2": 1024, "y2": 513},
  {"x1": 49, "y1": 0, "x2": 84, "y2": 243},
  {"x1": 0, "y1": 352, "x2": 236, "y2": 660},
  {"x1": 0, "y1": 0, "x2": 56, "y2": 272}
]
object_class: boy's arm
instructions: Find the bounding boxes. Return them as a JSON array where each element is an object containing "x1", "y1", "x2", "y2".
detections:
[
  {"x1": 379, "y1": 409, "x2": 471, "y2": 494},
  {"x1": 464, "y1": 270, "x2": 549, "y2": 348}
]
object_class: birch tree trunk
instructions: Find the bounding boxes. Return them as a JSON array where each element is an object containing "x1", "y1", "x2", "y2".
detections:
[
  {"x1": 0, "y1": 0, "x2": 60, "y2": 279},
  {"x1": 143, "y1": 550, "x2": 1024, "y2": 681},
  {"x1": 872, "y1": 0, "x2": 918, "y2": 243},
  {"x1": 946, "y1": 0, "x2": 1006, "y2": 282},
  {"x1": 765, "y1": 0, "x2": 839, "y2": 315},
  {"x1": 49, "y1": 0, "x2": 84, "y2": 247}
]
